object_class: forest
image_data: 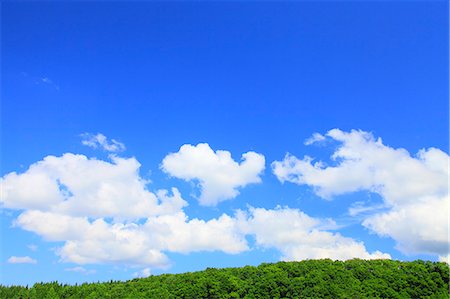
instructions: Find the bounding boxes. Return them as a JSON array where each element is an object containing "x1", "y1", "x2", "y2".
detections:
[{"x1": 1, "y1": 259, "x2": 449, "y2": 298}]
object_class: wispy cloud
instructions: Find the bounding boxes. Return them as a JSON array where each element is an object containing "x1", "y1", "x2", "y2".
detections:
[
  {"x1": 65, "y1": 266, "x2": 96, "y2": 275},
  {"x1": 7, "y1": 256, "x2": 37, "y2": 264},
  {"x1": 27, "y1": 244, "x2": 38, "y2": 252},
  {"x1": 80, "y1": 133, "x2": 126, "y2": 152},
  {"x1": 21, "y1": 72, "x2": 60, "y2": 90},
  {"x1": 304, "y1": 132, "x2": 326, "y2": 145},
  {"x1": 38, "y1": 76, "x2": 59, "y2": 90},
  {"x1": 348, "y1": 201, "x2": 387, "y2": 217}
]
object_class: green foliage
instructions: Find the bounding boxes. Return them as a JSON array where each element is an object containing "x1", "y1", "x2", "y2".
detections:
[{"x1": 1, "y1": 260, "x2": 448, "y2": 298}]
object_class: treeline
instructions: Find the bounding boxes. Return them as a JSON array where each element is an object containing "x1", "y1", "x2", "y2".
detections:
[{"x1": 1, "y1": 259, "x2": 449, "y2": 298}]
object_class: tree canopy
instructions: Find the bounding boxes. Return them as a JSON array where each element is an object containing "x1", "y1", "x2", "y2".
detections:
[{"x1": 1, "y1": 259, "x2": 448, "y2": 298}]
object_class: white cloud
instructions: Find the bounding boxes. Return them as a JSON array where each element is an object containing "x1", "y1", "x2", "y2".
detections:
[
  {"x1": 133, "y1": 268, "x2": 151, "y2": 278},
  {"x1": 143, "y1": 212, "x2": 247, "y2": 254},
  {"x1": 14, "y1": 209, "x2": 247, "y2": 267},
  {"x1": 65, "y1": 266, "x2": 96, "y2": 275},
  {"x1": 7, "y1": 256, "x2": 37, "y2": 264},
  {"x1": 362, "y1": 195, "x2": 448, "y2": 256},
  {"x1": 12, "y1": 211, "x2": 235, "y2": 267},
  {"x1": 238, "y1": 207, "x2": 389, "y2": 261},
  {"x1": 272, "y1": 129, "x2": 449, "y2": 258},
  {"x1": 1, "y1": 153, "x2": 187, "y2": 220},
  {"x1": 81, "y1": 133, "x2": 126, "y2": 152},
  {"x1": 1, "y1": 168, "x2": 65, "y2": 210},
  {"x1": 161, "y1": 143, "x2": 265, "y2": 206}
]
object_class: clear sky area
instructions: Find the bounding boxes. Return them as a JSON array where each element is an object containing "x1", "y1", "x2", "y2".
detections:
[{"x1": 1, "y1": 1, "x2": 448, "y2": 285}]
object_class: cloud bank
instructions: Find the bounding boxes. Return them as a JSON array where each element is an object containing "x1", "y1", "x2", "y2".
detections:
[
  {"x1": 1, "y1": 139, "x2": 386, "y2": 270},
  {"x1": 272, "y1": 129, "x2": 449, "y2": 260},
  {"x1": 237, "y1": 206, "x2": 389, "y2": 261}
]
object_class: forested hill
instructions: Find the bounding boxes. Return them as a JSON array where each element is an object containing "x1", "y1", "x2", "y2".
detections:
[{"x1": 1, "y1": 259, "x2": 449, "y2": 298}]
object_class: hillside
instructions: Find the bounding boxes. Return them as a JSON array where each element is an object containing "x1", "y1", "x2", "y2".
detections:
[{"x1": 1, "y1": 259, "x2": 449, "y2": 298}]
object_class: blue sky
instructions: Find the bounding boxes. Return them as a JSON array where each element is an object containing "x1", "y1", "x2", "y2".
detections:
[{"x1": 1, "y1": 1, "x2": 448, "y2": 286}]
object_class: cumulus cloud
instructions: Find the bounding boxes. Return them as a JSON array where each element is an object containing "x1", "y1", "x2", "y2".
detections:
[
  {"x1": 7, "y1": 256, "x2": 37, "y2": 264},
  {"x1": 81, "y1": 133, "x2": 126, "y2": 152},
  {"x1": 1, "y1": 149, "x2": 386, "y2": 268},
  {"x1": 161, "y1": 143, "x2": 265, "y2": 206},
  {"x1": 362, "y1": 195, "x2": 448, "y2": 256},
  {"x1": 272, "y1": 129, "x2": 449, "y2": 258},
  {"x1": 13, "y1": 209, "x2": 247, "y2": 267},
  {"x1": 133, "y1": 268, "x2": 151, "y2": 278},
  {"x1": 142, "y1": 212, "x2": 247, "y2": 254},
  {"x1": 238, "y1": 207, "x2": 389, "y2": 261},
  {"x1": 1, "y1": 153, "x2": 187, "y2": 220}
]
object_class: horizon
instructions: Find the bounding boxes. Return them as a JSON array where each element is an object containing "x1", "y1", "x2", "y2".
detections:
[{"x1": 1, "y1": 1, "x2": 448, "y2": 286}]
